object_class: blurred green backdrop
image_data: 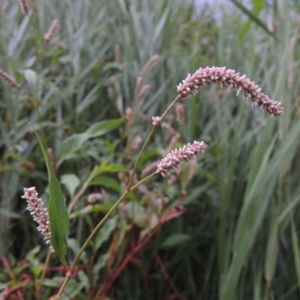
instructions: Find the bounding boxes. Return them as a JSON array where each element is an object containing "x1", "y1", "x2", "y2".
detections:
[{"x1": 1, "y1": 0, "x2": 300, "y2": 299}]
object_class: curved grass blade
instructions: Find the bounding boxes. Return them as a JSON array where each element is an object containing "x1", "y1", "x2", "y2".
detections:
[
  {"x1": 230, "y1": 0, "x2": 277, "y2": 40},
  {"x1": 34, "y1": 128, "x2": 69, "y2": 267}
]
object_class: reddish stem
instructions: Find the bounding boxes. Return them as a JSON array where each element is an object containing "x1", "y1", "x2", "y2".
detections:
[{"x1": 155, "y1": 254, "x2": 185, "y2": 300}]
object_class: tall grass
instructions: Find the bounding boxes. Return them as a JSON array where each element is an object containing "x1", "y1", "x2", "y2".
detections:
[{"x1": 0, "y1": 0, "x2": 300, "y2": 299}]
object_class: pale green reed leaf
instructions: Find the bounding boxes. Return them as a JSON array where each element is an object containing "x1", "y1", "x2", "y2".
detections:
[{"x1": 291, "y1": 219, "x2": 300, "y2": 289}]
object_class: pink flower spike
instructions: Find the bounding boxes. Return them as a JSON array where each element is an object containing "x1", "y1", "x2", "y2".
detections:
[
  {"x1": 157, "y1": 141, "x2": 207, "y2": 177},
  {"x1": 0, "y1": 69, "x2": 20, "y2": 88},
  {"x1": 44, "y1": 19, "x2": 59, "y2": 44},
  {"x1": 22, "y1": 187, "x2": 54, "y2": 252},
  {"x1": 19, "y1": 0, "x2": 29, "y2": 14},
  {"x1": 177, "y1": 66, "x2": 284, "y2": 117}
]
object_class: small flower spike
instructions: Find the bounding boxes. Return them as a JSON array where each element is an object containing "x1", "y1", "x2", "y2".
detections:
[
  {"x1": 177, "y1": 66, "x2": 284, "y2": 116},
  {"x1": 157, "y1": 141, "x2": 207, "y2": 177},
  {"x1": 152, "y1": 116, "x2": 162, "y2": 127},
  {"x1": 19, "y1": 0, "x2": 29, "y2": 14},
  {"x1": 0, "y1": 69, "x2": 20, "y2": 88},
  {"x1": 22, "y1": 187, "x2": 54, "y2": 252},
  {"x1": 44, "y1": 19, "x2": 59, "y2": 44}
]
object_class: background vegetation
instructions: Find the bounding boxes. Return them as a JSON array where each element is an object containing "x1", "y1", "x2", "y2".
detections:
[{"x1": 1, "y1": 0, "x2": 300, "y2": 299}]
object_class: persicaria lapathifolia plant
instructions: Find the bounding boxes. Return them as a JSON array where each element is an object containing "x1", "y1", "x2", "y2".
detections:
[
  {"x1": 0, "y1": 69, "x2": 20, "y2": 88},
  {"x1": 156, "y1": 141, "x2": 207, "y2": 177},
  {"x1": 44, "y1": 19, "x2": 59, "y2": 45},
  {"x1": 18, "y1": 0, "x2": 29, "y2": 15},
  {"x1": 177, "y1": 66, "x2": 284, "y2": 116},
  {"x1": 22, "y1": 65, "x2": 284, "y2": 299},
  {"x1": 22, "y1": 187, "x2": 53, "y2": 252}
]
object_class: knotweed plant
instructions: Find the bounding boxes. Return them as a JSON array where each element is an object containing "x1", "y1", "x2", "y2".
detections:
[
  {"x1": 21, "y1": 65, "x2": 283, "y2": 299},
  {"x1": 22, "y1": 187, "x2": 54, "y2": 252},
  {"x1": 44, "y1": 19, "x2": 59, "y2": 45},
  {"x1": 18, "y1": 0, "x2": 29, "y2": 15},
  {"x1": 0, "y1": 69, "x2": 20, "y2": 88}
]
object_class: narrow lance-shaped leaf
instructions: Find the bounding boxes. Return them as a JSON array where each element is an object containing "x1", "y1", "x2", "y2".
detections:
[
  {"x1": 34, "y1": 128, "x2": 69, "y2": 267},
  {"x1": 230, "y1": 0, "x2": 278, "y2": 40}
]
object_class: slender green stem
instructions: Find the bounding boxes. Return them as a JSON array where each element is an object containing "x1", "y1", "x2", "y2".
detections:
[
  {"x1": 55, "y1": 172, "x2": 157, "y2": 298},
  {"x1": 68, "y1": 165, "x2": 98, "y2": 213},
  {"x1": 130, "y1": 172, "x2": 157, "y2": 191},
  {"x1": 126, "y1": 96, "x2": 180, "y2": 190},
  {"x1": 160, "y1": 95, "x2": 180, "y2": 120},
  {"x1": 126, "y1": 126, "x2": 155, "y2": 190},
  {"x1": 57, "y1": 93, "x2": 179, "y2": 299},
  {"x1": 37, "y1": 249, "x2": 52, "y2": 295}
]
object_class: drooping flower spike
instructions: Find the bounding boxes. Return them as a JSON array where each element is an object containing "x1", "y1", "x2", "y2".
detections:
[{"x1": 177, "y1": 66, "x2": 284, "y2": 116}]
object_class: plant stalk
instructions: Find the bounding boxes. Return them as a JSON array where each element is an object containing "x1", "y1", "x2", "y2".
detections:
[{"x1": 55, "y1": 172, "x2": 156, "y2": 298}]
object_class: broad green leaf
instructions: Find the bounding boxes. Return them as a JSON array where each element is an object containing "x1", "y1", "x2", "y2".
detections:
[
  {"x1": 60, "y1": 174, "x2": 80, "y2": 198},
  {"x1": 93, "y1": 161, "x2": 126, "y2": 177},
  {"x1": 161, "y1": 233, "x2": 191, "y2": 248},
  {"x1": 48, "y1": 177, "x2": 69, "y2": 266},
  {"x1": 183, "y1": 185, "x2": 209, "y2": 206},
  {"x1": 42, "y1": 276, "x2": 65, "y2": 288},
  {"x1": 34, "y1": 129, "x2": 69, "y2": 267},
  {"x1": 89, "y1": 176, "x2": 121, "y2": 193},
  {"x1": 57, "y1": 118, "x2": 124, "y2": 166},
  {"x1": 63, "y1": 274, "x2": 88, "y2": 298},
  {"x1": 93, "y1": 253, "x2": 110, "y2": 273},
  {"x1": 94, "y1": 218, "x2": 116, "y2": 249},
  {"x1": 23, "y1": 69, "x2": 38, "y2": 89},
  {"x1": 69, "y1": 203, "x2": 113, "y2": 219}
]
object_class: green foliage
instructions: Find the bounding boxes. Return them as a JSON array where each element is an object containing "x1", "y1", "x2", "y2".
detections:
[
  {"x1": 58, "y1": 118, "x2": 124, "y2": 166},
  {"x1": 1, "y1": 0, "x2": 300, "y2": 299},
  {"x1": 34, "y1": 129, "x2": 69, "y2": 267}
]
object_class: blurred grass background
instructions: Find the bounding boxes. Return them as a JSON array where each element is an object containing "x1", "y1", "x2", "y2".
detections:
[{"x1": 1, "y1": 0, "x2": 300, "y2": 299}]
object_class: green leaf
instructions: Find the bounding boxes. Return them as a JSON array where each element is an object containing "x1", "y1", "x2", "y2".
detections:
[
  {"x1": 124, "y1": 202, "x2": 147, "y2": 227},
  {"x1": 94, "y1": 218, "x2": 116, "y2": 249},
  {"x1": 57, "y1": 118, "x2": 124, "y2": 166},
  {"x1": 69, "y1": 203, "x2": 113, "y2": 219},
  {"x1": 34, "y1": 129, "x2": 69, "y2": 267},
  {"x1": 93, "y1": 161, "x2": 126, "y2": 177},
  {"x1": 161, "y1": 233, "x2": 191, "y2": 248},
  {"x1": 93, "y1": 253, "x2": 110, "y2": 273},
  {"x1": 230, "y1": 0, "x2": 277, "y2": 40},
  {"x1": 264, "y1": 221, "x2": 278, "y2": 287},
  {"x1": 0, "y1": 209, "x2": 21, "y2": 219},
  {"x1": 89, "y1": 176, "x2": 121, "y2": 193},
  {"x1": 23, "y1": 69, "x2": 38, "y2": 87},
  {"x1": 291, "y1": 219, "x2": 300, "y2": 288},
  {"x1": 60, "y1": 174, "x2": 80, "y2": 198}
]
